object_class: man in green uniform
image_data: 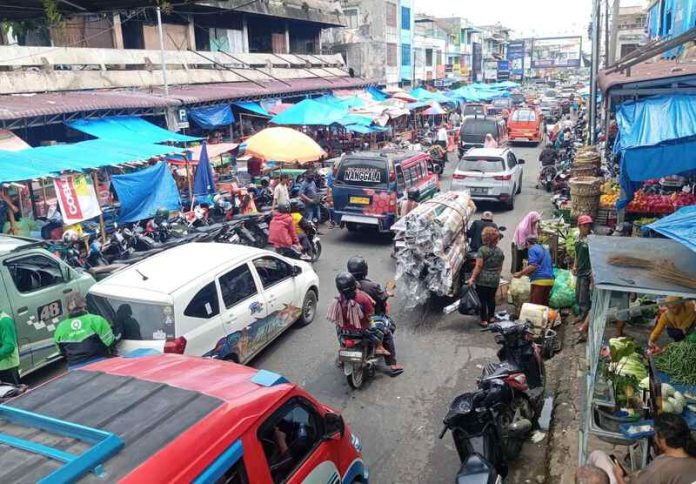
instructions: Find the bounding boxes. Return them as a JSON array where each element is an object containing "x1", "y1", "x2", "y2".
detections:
[
  {"x1": 54, "y1": 293, "x2": 115, "y2": 368},
  {"x1": 573, "y1": 215, "x2": 593, "y2": 322},
  {"x1": 0, "y1": 311, "x2": 20, "y2": 384}
]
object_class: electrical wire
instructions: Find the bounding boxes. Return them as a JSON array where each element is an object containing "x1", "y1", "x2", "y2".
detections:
[{"x1": 0, "y1": 6, "x2": 149, "y2": 63}]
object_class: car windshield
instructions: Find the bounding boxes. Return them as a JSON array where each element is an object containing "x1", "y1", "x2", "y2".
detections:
[
  {"x1": 492, "y1": 99, "x2": 509, "y2": 107},
  {"x1": 458, "y1": 157, "x2": 505, "y2": 173},
  {"x1": 335, "y1": 158, "x2": 388, "y2": 187},
  {"x1": 461, "y1": 119, "x2": 497, "y2": 137},
  {"x1": 511, "y1": 110, "x2": 537, "y2": 122},
  {"x1": 87, "y1": 294, "x2": 175, "y2": 341}
]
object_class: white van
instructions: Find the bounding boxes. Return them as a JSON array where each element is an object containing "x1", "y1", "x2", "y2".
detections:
[{"x1": 87, "y1": 243, "x2": 319, "y2": 363}]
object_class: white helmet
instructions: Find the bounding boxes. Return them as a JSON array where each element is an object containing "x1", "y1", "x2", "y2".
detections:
[
  {"x1": 62, "y1": 229, "x2": 79, "y2": 244},
  {"x1": 194, "y1": 206, "x2": 205, "y2": 220}
]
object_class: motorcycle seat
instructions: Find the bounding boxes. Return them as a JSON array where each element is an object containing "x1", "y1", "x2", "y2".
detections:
[{"x1": 482, "y1": 361, "x2": 521, "y2": 379}]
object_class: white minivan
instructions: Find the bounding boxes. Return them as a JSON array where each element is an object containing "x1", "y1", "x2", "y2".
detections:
[
  {"x1": 451, "y1": 147, "x2": 525, "y2": 210},
  {"x1": 87, "y1": 243, "x2": 319, "y2": 363}
]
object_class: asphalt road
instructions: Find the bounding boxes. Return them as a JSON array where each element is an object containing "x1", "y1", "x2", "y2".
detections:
[
  {"x1": 23, "y1": 142, "x2": 555, "y2": 482},
  {"x1": 252, "y1": 142, "x2": 556, "y2": 483}
]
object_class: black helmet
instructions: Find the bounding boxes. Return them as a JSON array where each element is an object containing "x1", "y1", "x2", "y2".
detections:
[
  {"x1": 154, "y1": 207, "x2": 170, "y2": 222},
  {"x1": 347, "y1": 256, "x2": 368, "y2": 280},
  {"x1": 290, "y1": 198, "x2": 305, "y2": 213},
  {"x1": 407, "y1": 186, "x2": 419, "y2": 201},
  {"x1": 260, "y1": 176, "x2": 270, "y2": 187},
  {"x1": 277, "y1": 202, "x2": 291, "y2": 213},
  {"x1": 335, "y1": 272, "x2": 357, "y2": 297}
]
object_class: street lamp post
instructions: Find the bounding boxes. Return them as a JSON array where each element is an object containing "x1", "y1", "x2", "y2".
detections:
[{"x1": 588, "y1": 0, "x2": 601, "y2": 145}]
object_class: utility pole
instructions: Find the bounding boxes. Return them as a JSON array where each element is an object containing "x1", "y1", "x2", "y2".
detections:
[
  {"x1": 604, "y1": 0, "x2": 610, "y2": 68},
  {"x1": 588, "y1": 0, "x2": 601, "y2": 145},
  {"x1": 156, "y1": 6, "x2": 170, "y2": 96},
  {"x1": 608, "y1": 0, "x2": 621, "y2": 65}
]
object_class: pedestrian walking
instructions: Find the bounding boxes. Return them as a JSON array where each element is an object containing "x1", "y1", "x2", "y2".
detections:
[
  {"x1": 467, "y1": 211, "x2": 497, "y2": 252},
  {"x1": 512, "y1": 211, "x2": 541, "y2": 272},
  {"x1": 513, "y1": 235, "x2": 554, "y2": 307},
  {"x1": 0, "y1": 310, "x2": 20, "y2": 385},
  {"x1": 271, "y1": 173, "x2": 290, "y2": 210},
  {"x1": 574, "y1": 215, "x2": 593, "y2": 322},
  {"x1": 299, "y1": 170, "x2": 319, "y2": 222},
  {"x1": 467, "y1": 227, "x2": 505, "y2": 327}
]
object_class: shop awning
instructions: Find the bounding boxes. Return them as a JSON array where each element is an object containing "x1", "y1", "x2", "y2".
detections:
[
  {"x1": 615, "y1": 94, "x2": 696, "y2": 206},
  {"x1": 67, "y1": 116, "x2": 201, "y2": 144},
  {"x1": 233, "y1": 101, "x2": 270, "y2": 117},
  {"x1": 169, "y1": 142, "x2": 239, "y2": 165},
  {"x1": 189, "y1": 104, "x2": 235, "y2": 129},
  {"x1": 0, "y1": 151, "x2": 52, "y2": 182},
  {"x1": 16, "y1": 139, "x2": 185, "y2": 173},
  {"x1": 345, "y1": 124, "x2": 387, "y2": 134},
  {"x1": 646, "y1": 206, "x2": 696, "y2": 253},
  {"x1": 270, "y1": 99, "x2": 346, "y2": 126}
]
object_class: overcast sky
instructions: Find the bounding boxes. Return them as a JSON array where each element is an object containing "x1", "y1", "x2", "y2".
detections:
[{"x1": 414, "y1": 0, "x2": 647, "y2": 39}]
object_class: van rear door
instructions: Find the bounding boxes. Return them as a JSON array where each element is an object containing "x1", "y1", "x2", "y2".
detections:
[{"x1": 333, "y1": 157, "x2": 389, "y2": 219}]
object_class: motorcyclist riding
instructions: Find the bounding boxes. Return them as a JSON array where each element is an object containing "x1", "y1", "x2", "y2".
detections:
[
  {"x1": 289, "y1": 199, "x2": 316, "y2": 256},
  {"x1": 269, "y1": 202, "x2": 309, "y2": 260},
  {"x1": 538, "y1": 143, "x2": 558, "y2": 166},
  {"x1": 346, "y1": 257, "x2": 403, "y2": 375},
  {"x1": 256, "y1": 177, "x2": 273, "y2": 208},
  {"x1": 212, "y1": 193, "x2": 236, "y2": 221}
]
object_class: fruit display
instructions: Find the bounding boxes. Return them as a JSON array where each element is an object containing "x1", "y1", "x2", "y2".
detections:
[
  {"x1": 626, "y1": 190, "x2": 696, "y2": 214},
  {"x1": 600, "y1": 193, "x2": 619, "y2": 209}
]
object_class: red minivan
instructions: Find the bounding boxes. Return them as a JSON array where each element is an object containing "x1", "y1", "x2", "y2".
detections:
[{"x1": 508, "y1": 108, "x2": 544, "y2": 145}]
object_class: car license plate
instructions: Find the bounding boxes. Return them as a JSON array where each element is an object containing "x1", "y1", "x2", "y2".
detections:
[
  {"x1": 350, "y1": 196, "x2": 370, "y2": 205},
  {"x1": 471, "y1": 187, "x2": 488, "y2": 195},
  {"x1": 338, "y1": 349, "x2": 363, "y2": 362}
]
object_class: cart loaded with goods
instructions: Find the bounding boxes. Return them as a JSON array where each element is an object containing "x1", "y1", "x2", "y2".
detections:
[{"x1": 392, "y1": 191, "x2": 476, "y2": 309}]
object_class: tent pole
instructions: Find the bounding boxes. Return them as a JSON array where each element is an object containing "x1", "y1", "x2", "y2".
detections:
[{"x1": 91, "y1": 171, "x2": 107, "y2": 244}]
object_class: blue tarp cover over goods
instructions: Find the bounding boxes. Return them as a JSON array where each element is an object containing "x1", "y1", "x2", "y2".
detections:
[
  {"x1": 233, "y1": 101, "x2": 270, "y2": 117},
  {"x1": 67, "y1": 116, "x2": 201, "y2": 144},
  {"x1": 112, "y1": 162, "x2": 180, "y2": 223},
  {"x1": 615, "y1": 94, "x2": 696, "y2": 207},
  {"x1": 646, "y1": 206, "x2": 696, "y2": 253},
  {"x1": 189, "y1": 104, "x2": 235, "y2": 129}
]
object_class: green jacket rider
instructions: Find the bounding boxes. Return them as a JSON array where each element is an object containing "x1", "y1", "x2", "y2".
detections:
[{"x1": 54, "y1": 293, "x2": 115, "y2": 367}]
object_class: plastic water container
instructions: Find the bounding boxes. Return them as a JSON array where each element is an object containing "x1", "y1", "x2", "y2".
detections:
[{"x1": 518, "y1": 303, "x2": 549, "y2": 330}]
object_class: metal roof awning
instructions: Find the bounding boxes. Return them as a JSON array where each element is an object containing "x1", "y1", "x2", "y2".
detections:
[
  {"x1": 598, "y1": 59, "x2": 696, "y2": 97},
  {"x1": 67, "y1": 116, "x2": 201, "y2": 144}
]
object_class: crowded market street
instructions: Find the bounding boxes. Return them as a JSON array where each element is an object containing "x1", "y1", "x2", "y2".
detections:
[{"x1": 253, "y1": 144, "x2": 554, "y2": 482}]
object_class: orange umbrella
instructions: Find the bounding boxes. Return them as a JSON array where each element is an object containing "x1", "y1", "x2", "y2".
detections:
[{"x1": 244, "y1": 127, "x2": 326, "y2": 164}]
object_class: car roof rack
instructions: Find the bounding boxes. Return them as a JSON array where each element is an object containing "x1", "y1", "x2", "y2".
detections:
[{"x1": 0, "y1": 405, "x2": 124, "y2": 483}]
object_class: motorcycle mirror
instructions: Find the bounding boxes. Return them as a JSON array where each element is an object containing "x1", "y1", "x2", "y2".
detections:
[
  {"x1": 508, "y1": 418, "x2": 533, "y2": 438},
  {"x1": 498, "y1": 226, "x2": 507, "y2": 232}
]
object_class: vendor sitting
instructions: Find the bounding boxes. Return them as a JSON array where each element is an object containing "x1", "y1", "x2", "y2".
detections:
[{"x1": 649, "y1": 297, "x2": 696, "y2": 351}]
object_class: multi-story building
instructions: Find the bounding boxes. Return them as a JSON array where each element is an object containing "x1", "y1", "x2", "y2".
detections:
[
  {"x1": 322, "y1": 0, "x2": 413, "y2": 86},
  {"x1": 615, "y1": 5, "x2": 647, "y2": 60},
  {"x1": 647, "y1": 0, "x2": 696, "y2": 58},
  {"x1": 477, "y1": 23, "x2": 511, "y2": 82},
  {"x1": 413, "y1": 16, "x2": 447, "y2": 85},
  {"x1": 0, "y1": 1, "x2": 372, "y2": 139}
]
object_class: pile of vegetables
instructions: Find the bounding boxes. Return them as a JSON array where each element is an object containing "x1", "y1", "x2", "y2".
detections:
[
  {"x1": 638, "y1": 380, "x2": 687, "y2": 414},
  {"x1": 608, "y1": 338, "x2": 647, "y2": 408},
  {"x1": 655, "y1": 341, "x2": 696, "y2": 386}
]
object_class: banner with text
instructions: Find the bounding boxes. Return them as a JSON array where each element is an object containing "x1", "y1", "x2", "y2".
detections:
[
  {"x1": 531, "y1": 36, "x2": 582, "y2": 68},
  {"x1": 507, "y1": 40, "x2": 525, "y2": 79},
  {"x1": 54, "y1": 175, "x2": 102, "y2": 225}
]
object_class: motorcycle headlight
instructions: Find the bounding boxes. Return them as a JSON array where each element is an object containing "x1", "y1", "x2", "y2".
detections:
[{"x1": 350, "y1": 433, "x2": 362, "y2": 452}]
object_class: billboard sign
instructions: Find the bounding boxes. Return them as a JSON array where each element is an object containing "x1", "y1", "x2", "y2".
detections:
[
  {"x1": 507, "y1": 40, "x2": 525, "y2": 79},
  {"x1": 497, "y1": 60, "x2": 510, "y2": 81},
  {"x1": 483, "y1": 60, "x2": 498, "y2": 81},
  {"x1": 531, "y1": 36, "x2": 582, "y2": 68},
  {"x1": 472, "y1": 42, "x2": 482, "y2": 79}
]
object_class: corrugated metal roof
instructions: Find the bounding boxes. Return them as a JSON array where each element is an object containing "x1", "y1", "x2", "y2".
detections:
[
  {"x1": 598, "y1": 59, "x2": 696, "y2": 93},
  {"x1": 0, "y1": 77, "x2": 375, "y2": 122},
  {"x1": 0, "y1": 90, "x2": 174, "y2": 121}
]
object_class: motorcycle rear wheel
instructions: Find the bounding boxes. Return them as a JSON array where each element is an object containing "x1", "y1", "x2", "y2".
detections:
[
  {"x1": 432, "y1": 163, "x2": 444, "y2": 175},
  {"x1": 347, "y1": 366, "x2": 365, "y2": 389},
  {"x1": 311, "y1": 241, "x2": 322, "y2": 262}
]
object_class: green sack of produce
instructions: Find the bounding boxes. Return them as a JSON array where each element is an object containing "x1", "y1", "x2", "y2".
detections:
[{"x1": 549, "y1": 268, "x2": 576, "y2": 309}]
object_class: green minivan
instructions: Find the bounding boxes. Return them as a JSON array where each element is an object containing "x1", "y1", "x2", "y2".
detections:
[{"x1": 0, "y1": 235, "x2": 95, "y2": 376}]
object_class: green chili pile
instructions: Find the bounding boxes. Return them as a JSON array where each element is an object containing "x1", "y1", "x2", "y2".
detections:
[{"x1": 655, "y1": 341, "x2": 696, "y2": 386}]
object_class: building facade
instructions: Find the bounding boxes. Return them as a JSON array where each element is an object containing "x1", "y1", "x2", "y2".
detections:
[
  {"x1": 413, "y1": 16, "x2": 447, "y2": 85},
  {"x1": 615, "y1": 5, "x2": 647, "y2": 60}
]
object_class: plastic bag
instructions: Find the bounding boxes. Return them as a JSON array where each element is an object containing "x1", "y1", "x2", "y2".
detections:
[
  {"x1": 458, "y1": 286, "x2": 481, "y2": 316},
  {"x1": 549, "y1": 269, "x2": 576, "y2": 309},
  {"x1": 509, "y1": 276, "x2": 531, "y2": 299}
]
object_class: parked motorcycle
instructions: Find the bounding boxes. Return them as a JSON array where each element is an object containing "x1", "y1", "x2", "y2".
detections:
[
  {"x1": 301, "y1": 219, "x2": 322, "y2": 262},
  {"x1": 440, "y1": 320, "x2": 546, "y2": 480}
]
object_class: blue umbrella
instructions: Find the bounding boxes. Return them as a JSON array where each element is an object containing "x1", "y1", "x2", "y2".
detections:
[{"x1": 193, "y1": 141, "x2": 216, "y2": 197}]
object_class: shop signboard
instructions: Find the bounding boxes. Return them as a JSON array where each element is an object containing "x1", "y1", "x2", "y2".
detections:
[
  {"x1": 472, "y1": 42, "x2": 482, "y2": 79},
  {"x1": 507, "y1": 40, "x2": 525, "y2": 79},
  {"x1": 497, "y1": 60, "x2": 510, "y2": 81},
  {"x1": 483, "y1": 60, "x2": 498, "y2": 81},
  {"x1": 54, "y1": 174, "x2": 102, "y2": 225},
  {"x1": 531, "y1": 36, "x2": 582, "y2": 68}
]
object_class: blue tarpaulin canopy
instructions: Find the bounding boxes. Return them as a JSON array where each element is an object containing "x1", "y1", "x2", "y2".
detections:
[
  {"x1": 615, "y1": 95, "x2": 696, "y2": 207},
  {"x1": 233, "y1": 101, "x2": 270, "y2": 117},
  {"x1": 345, "y1": 124, "x2": 387, "y2": 134},
  {"x1": 316, "y1": 94, "x2": 367, "y2": 110},
  {"x1": 646, "y1": 205, "x2": 696, "y2": 253},
  {"x1": 189, "y1": 104, "x2": 235, "y2": 129},
  {"x1": 270, "y1": 99, "x2": 347, "y2": 126},
  {"x1": 112, "y1": 162, "x2": 180, "y2": 223},
  {"x1": 67, "y1": 116, "x2": 201, "y2": 144},
  {"x1": 366, "y1": 86, "x2": 389, "y2": 101},
  {"x1": 0, "y1": 151, "x2": 53, "y2": 181},
  {"x1": 410, "y1": 87, "x2": 452, "y2": 104}
]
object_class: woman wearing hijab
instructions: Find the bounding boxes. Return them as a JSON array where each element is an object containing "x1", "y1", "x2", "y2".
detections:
[
  {"x1": 512, "y1": 211, "x2": 541, "y2": 272},
  {"x1": 483, "y1": 133, "x2": 498, "y2": 148}
]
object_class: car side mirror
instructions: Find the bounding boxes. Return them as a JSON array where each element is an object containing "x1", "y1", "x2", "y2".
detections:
[
  {"x1": 517, "y1": 159, "x2": 526, "y2": 164},
  {"x1": 324, "y1": 412, "x2": 345, "y2": 439},
  {"x1": 292, "y1": 265, "x2": 302, "y2": 277},
  {"x1": 498, "y1": 226, "x2": 507, "y2": 232}
]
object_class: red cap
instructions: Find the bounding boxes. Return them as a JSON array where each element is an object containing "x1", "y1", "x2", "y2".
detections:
[{"x1": 578, "y1": 215, "x2": 593, "y2": 225}]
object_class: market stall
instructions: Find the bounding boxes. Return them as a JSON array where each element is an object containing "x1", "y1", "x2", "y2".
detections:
[{"x1": 580, "y1": 235, "x2": 696, "y2": 468}]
